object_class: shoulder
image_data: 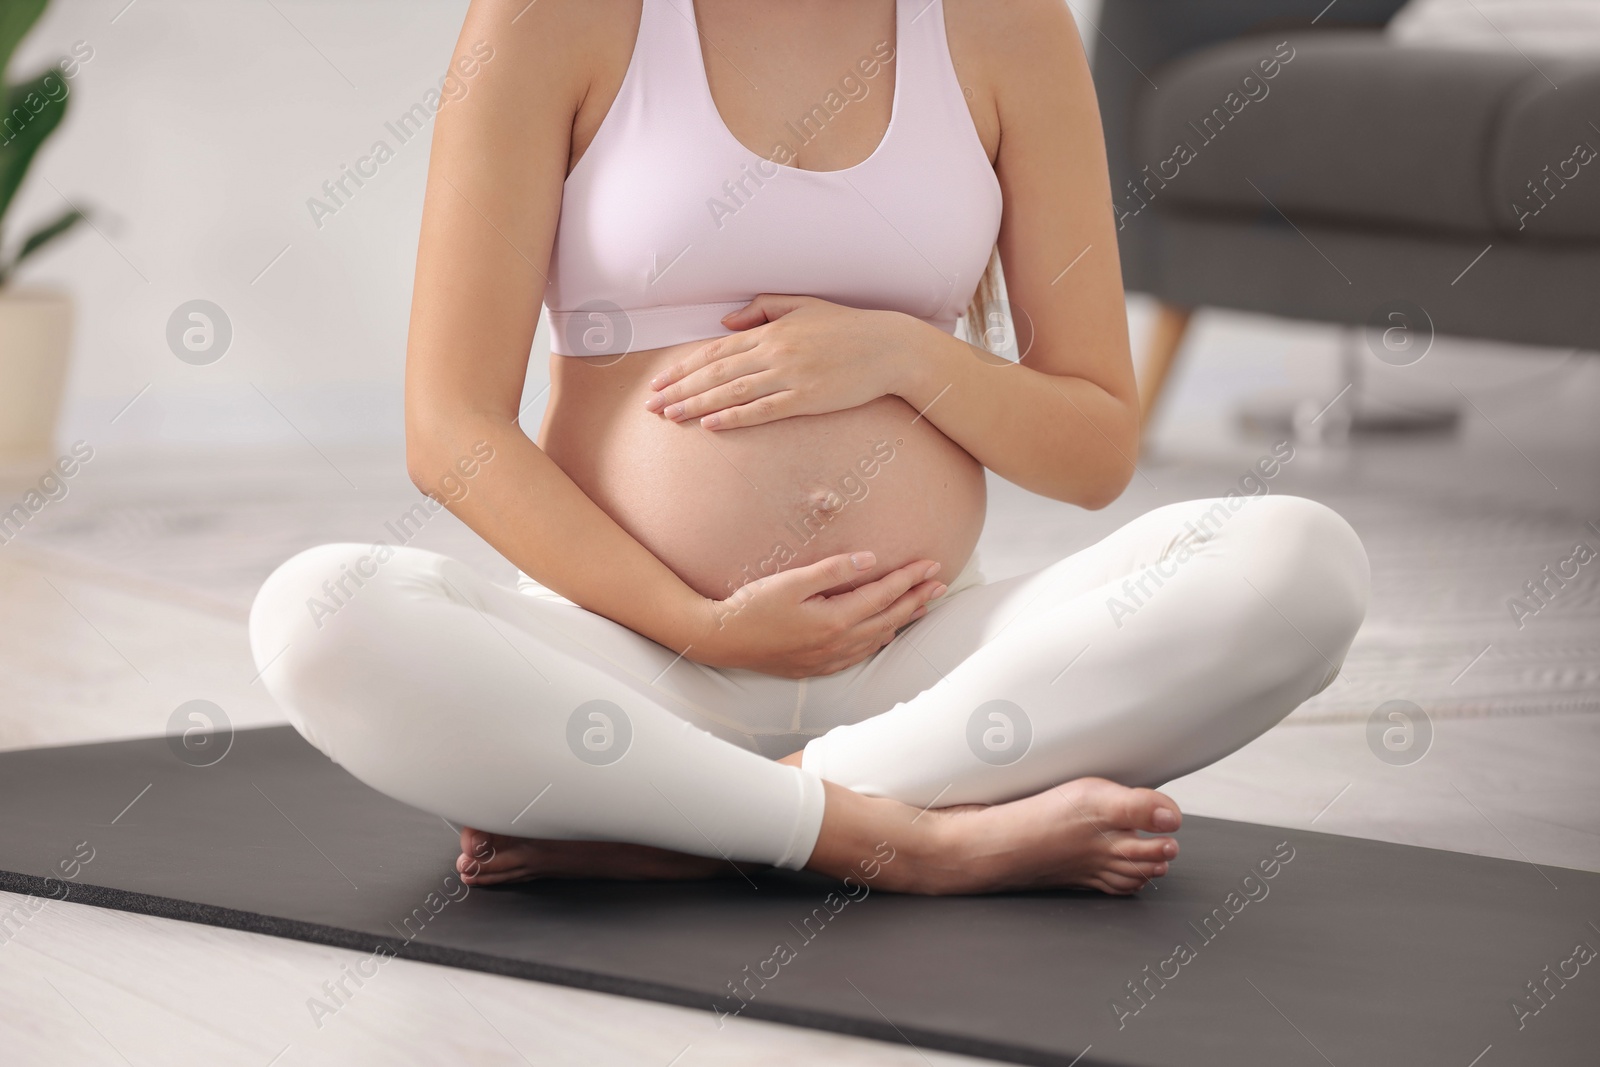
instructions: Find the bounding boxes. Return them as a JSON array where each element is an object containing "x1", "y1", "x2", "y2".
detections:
[
  {"x1": 463, "y1": 0, "x2": 626, "y2": 37},
  {"x1": 942, "y1": 0, "x2": 1084, "y2": 59},
  {"x1": 941, "y1": 0, "x2": 1088, "y2": 162},
  {"x1": 942, "y1": 0, "x2": 1087, "y2": 101},
  {"x1": 457, "y1": 0, "x2": 638, "y2": 97}
]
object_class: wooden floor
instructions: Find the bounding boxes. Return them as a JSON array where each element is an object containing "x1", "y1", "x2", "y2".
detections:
[{"x1": 2, "y1": 313, "x2": 1597, "y2": 1065}]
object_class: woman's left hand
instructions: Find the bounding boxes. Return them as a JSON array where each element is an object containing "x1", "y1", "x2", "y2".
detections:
[{"x1": 643, "y1": 295, "x2": 915, "y2": 429}]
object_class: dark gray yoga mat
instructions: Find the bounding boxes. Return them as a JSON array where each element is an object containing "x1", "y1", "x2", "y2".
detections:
[{"x1": 1, "y1": 726, "x2": 1596, "y2": 1067}]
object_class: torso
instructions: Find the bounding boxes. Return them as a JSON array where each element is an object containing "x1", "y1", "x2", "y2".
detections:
[{"x1": 536, "y1": 0, "x2": 1002, "y2": 601}]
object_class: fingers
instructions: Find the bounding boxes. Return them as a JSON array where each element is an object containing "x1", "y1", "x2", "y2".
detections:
[
  {"x1": 781, "y1": 550, "x2": 884, "y2": 600},
  {"x1": 720, "y1": 293, "x2": 806, "y2": 328},
  {"x1": 728, "y1": 552, "x2": 949, "y2": 676},
  {"x1": 646, "y1": 350, "x2": 765, "y2": 417},
  {"x1": 831, "y1": 556, "x2": 945, "y2": 621},
  {"x1": 839, "y1": 576, "x2": 946, "y2": 648},
  {"x1": 824, "y1": 560, "x2": 949, "y2": 662},
  {"x1": 699, "y1": 390, "x2": 799, "y2": 430},
  {"x1": 662, "y1": 374, "x2": 790, "y2": 428},
  {"x1": 647, "y1": 333, "x2": 757, "y2": 391}
]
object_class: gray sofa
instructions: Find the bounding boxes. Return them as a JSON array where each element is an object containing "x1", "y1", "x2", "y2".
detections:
[{"x1": 1091, "y1": 0, "x2": 1600, "y2": 425}]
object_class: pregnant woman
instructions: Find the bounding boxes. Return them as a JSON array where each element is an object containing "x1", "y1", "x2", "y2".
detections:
[{"x1": 249, "y1": 0, "x2": 1369, "y2": 895}]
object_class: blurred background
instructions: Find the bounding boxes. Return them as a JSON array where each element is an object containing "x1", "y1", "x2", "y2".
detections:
[{"x1": 2, "y1": 1, "x2": 1597, "y2": 1064}]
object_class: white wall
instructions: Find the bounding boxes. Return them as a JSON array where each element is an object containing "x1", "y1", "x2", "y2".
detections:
[
  {"x1": 11, "y1": 0, "x2": 1100, "y2": 447},
  {"x1": 11, "y1": 0, "x2": 472, "y2": 445}
]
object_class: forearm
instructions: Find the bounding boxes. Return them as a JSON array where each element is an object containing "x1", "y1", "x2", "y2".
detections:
[
  {"x1": 890, "y1": 316, "x2": 1140, "y2": 508},
  {"x1": 406, "y1": 409, "x2": 712, "y2": 652}
]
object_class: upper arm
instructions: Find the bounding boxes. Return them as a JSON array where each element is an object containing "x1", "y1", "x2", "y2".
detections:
[
  {"x1": 975, "y1": 0, "x2": 1137, "y2": 408},
  {"x1": 403, "y1": 0, "x2": 592, "y2": 454}
]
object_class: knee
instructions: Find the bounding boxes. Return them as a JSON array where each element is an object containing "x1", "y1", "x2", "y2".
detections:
[
  {"x1": 248, "y1": 542, "x2": 426, "y2": 690},
  {"x1": 251, "y1": 543, "x2": 361, "y2": 650},
  {"x1": 1241, "y1": 495, "x2": 1370, "y2": 650},
  {"x1": 249, "y1": 542, "x2": 445, "y2": 757}
]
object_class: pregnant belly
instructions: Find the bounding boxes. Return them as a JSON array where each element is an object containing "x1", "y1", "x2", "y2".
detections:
[{"x1": 537, "y1": 343, "x2": 987, "y2": 601}]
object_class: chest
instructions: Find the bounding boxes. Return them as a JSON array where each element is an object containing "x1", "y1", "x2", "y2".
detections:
[{"x1": 568, "y1": 0, "x2": 1001, "y2": 178}]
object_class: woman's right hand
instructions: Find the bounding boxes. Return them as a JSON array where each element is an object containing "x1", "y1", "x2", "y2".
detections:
[{"x1": 688, "y1": 552, "x2": 948, "y2": 677}]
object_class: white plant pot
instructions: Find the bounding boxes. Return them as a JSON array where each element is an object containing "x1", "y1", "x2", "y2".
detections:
[{"x1": 0, "y1": 288, "x2": 73, "y2": 463}]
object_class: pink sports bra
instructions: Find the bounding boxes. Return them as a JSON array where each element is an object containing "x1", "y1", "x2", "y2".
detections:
[{"x1": 542, "y1": 0, "x2": 1003, "y2": 356}]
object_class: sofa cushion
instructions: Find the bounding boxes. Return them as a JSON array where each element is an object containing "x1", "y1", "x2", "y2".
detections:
[
  {"x1": 1490, "y1": 63, "x2": 1600, "y2": 239},
  {"x1": 1389, "y1": 0, "x2": 1600, "y2": 54},
  {"x1": 1131, "y1": 31, "x2": 1599, "y2": 240}
]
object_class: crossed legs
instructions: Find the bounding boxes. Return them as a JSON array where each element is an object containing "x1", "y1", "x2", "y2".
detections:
[{"x1": 248, "y1": 494, "x2": 1368, "y2": 893}]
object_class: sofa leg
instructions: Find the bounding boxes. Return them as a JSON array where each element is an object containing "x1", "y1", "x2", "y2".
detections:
[{"x1": 1138, "y1": 303, "x2": 1194, "y2": 430}]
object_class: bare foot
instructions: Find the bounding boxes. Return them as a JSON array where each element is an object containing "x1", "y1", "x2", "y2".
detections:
[
  {"x1": 877, "y1": 777, "x2": 1182, "y2": 896},
  {"x1": 454, "y1": 776, "x2": 1181, "y2": 896},
  {"x1": 777, "y1": 753, "x2": 1181, "y2": 896},
  {"x1": 454, "y1": 827, "x2": 762, "y2": 886}
]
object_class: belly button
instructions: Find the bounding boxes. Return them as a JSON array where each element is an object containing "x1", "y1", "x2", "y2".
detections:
[
  {"x1": 807, "y1": 487, "x2": 846, "y2": 514},
  {"x1": 783, "y1": 486, "x2": 847, "y2": 543}
]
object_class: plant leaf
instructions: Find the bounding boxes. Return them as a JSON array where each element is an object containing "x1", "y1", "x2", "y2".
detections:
[
  {"x1": 0, "y1": 0, "x2": 49, "y2": 84},
  {"x1": 0, "y1": 203, "x2": 82, "y2": 286},
  {"x1": 0, "y1": 67, "x2": 73, "y2": 230}
]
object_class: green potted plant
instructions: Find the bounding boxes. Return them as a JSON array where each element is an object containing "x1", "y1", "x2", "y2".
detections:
[{"x1": 1, "y1": 0, "x2": 87, "y2": 462}]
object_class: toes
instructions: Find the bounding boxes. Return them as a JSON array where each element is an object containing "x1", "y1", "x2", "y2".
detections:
[
  {"x1": 1090, "y1": 871, "x2": 1145, "y2": 895},
  {"x1": 1121, "y1": 834, "x2": 1179, "y2": 862},
  {"x1": 457, "y1": 848, "x2": 504, "y2": 875},
  {"x1": 1065, "y1": 779, "x2": 1182, "y2": 834},
  {"x1": 1109, "y1": 858, "x2": 1169, "y2": 882},
  {"x1": 1128, "y1": 788, "x2": 1182, "y2": 833},
  {"x1": 1098, "y1": 829, "x2": 1177, "y2": 865},
  {"x1": 459, "y1": 827, "x2": 499, "y2": 863},
  {"x1": 1099, "y1": 784, "x2": 1181, "y2": 833},
  {"x1": 457, "y1": 828, "x2": 529, "y2": 878},
  {"x1": 457, "y1": 851, "x2": 499, "y2": 877},
  {"x1": 461, "y1": 864, "x2": 537, "y2": 886}
]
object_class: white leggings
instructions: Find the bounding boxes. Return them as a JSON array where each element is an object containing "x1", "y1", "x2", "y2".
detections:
[{"x1": 248, "y1": 495, "x2": 1368, "y2": 871}]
